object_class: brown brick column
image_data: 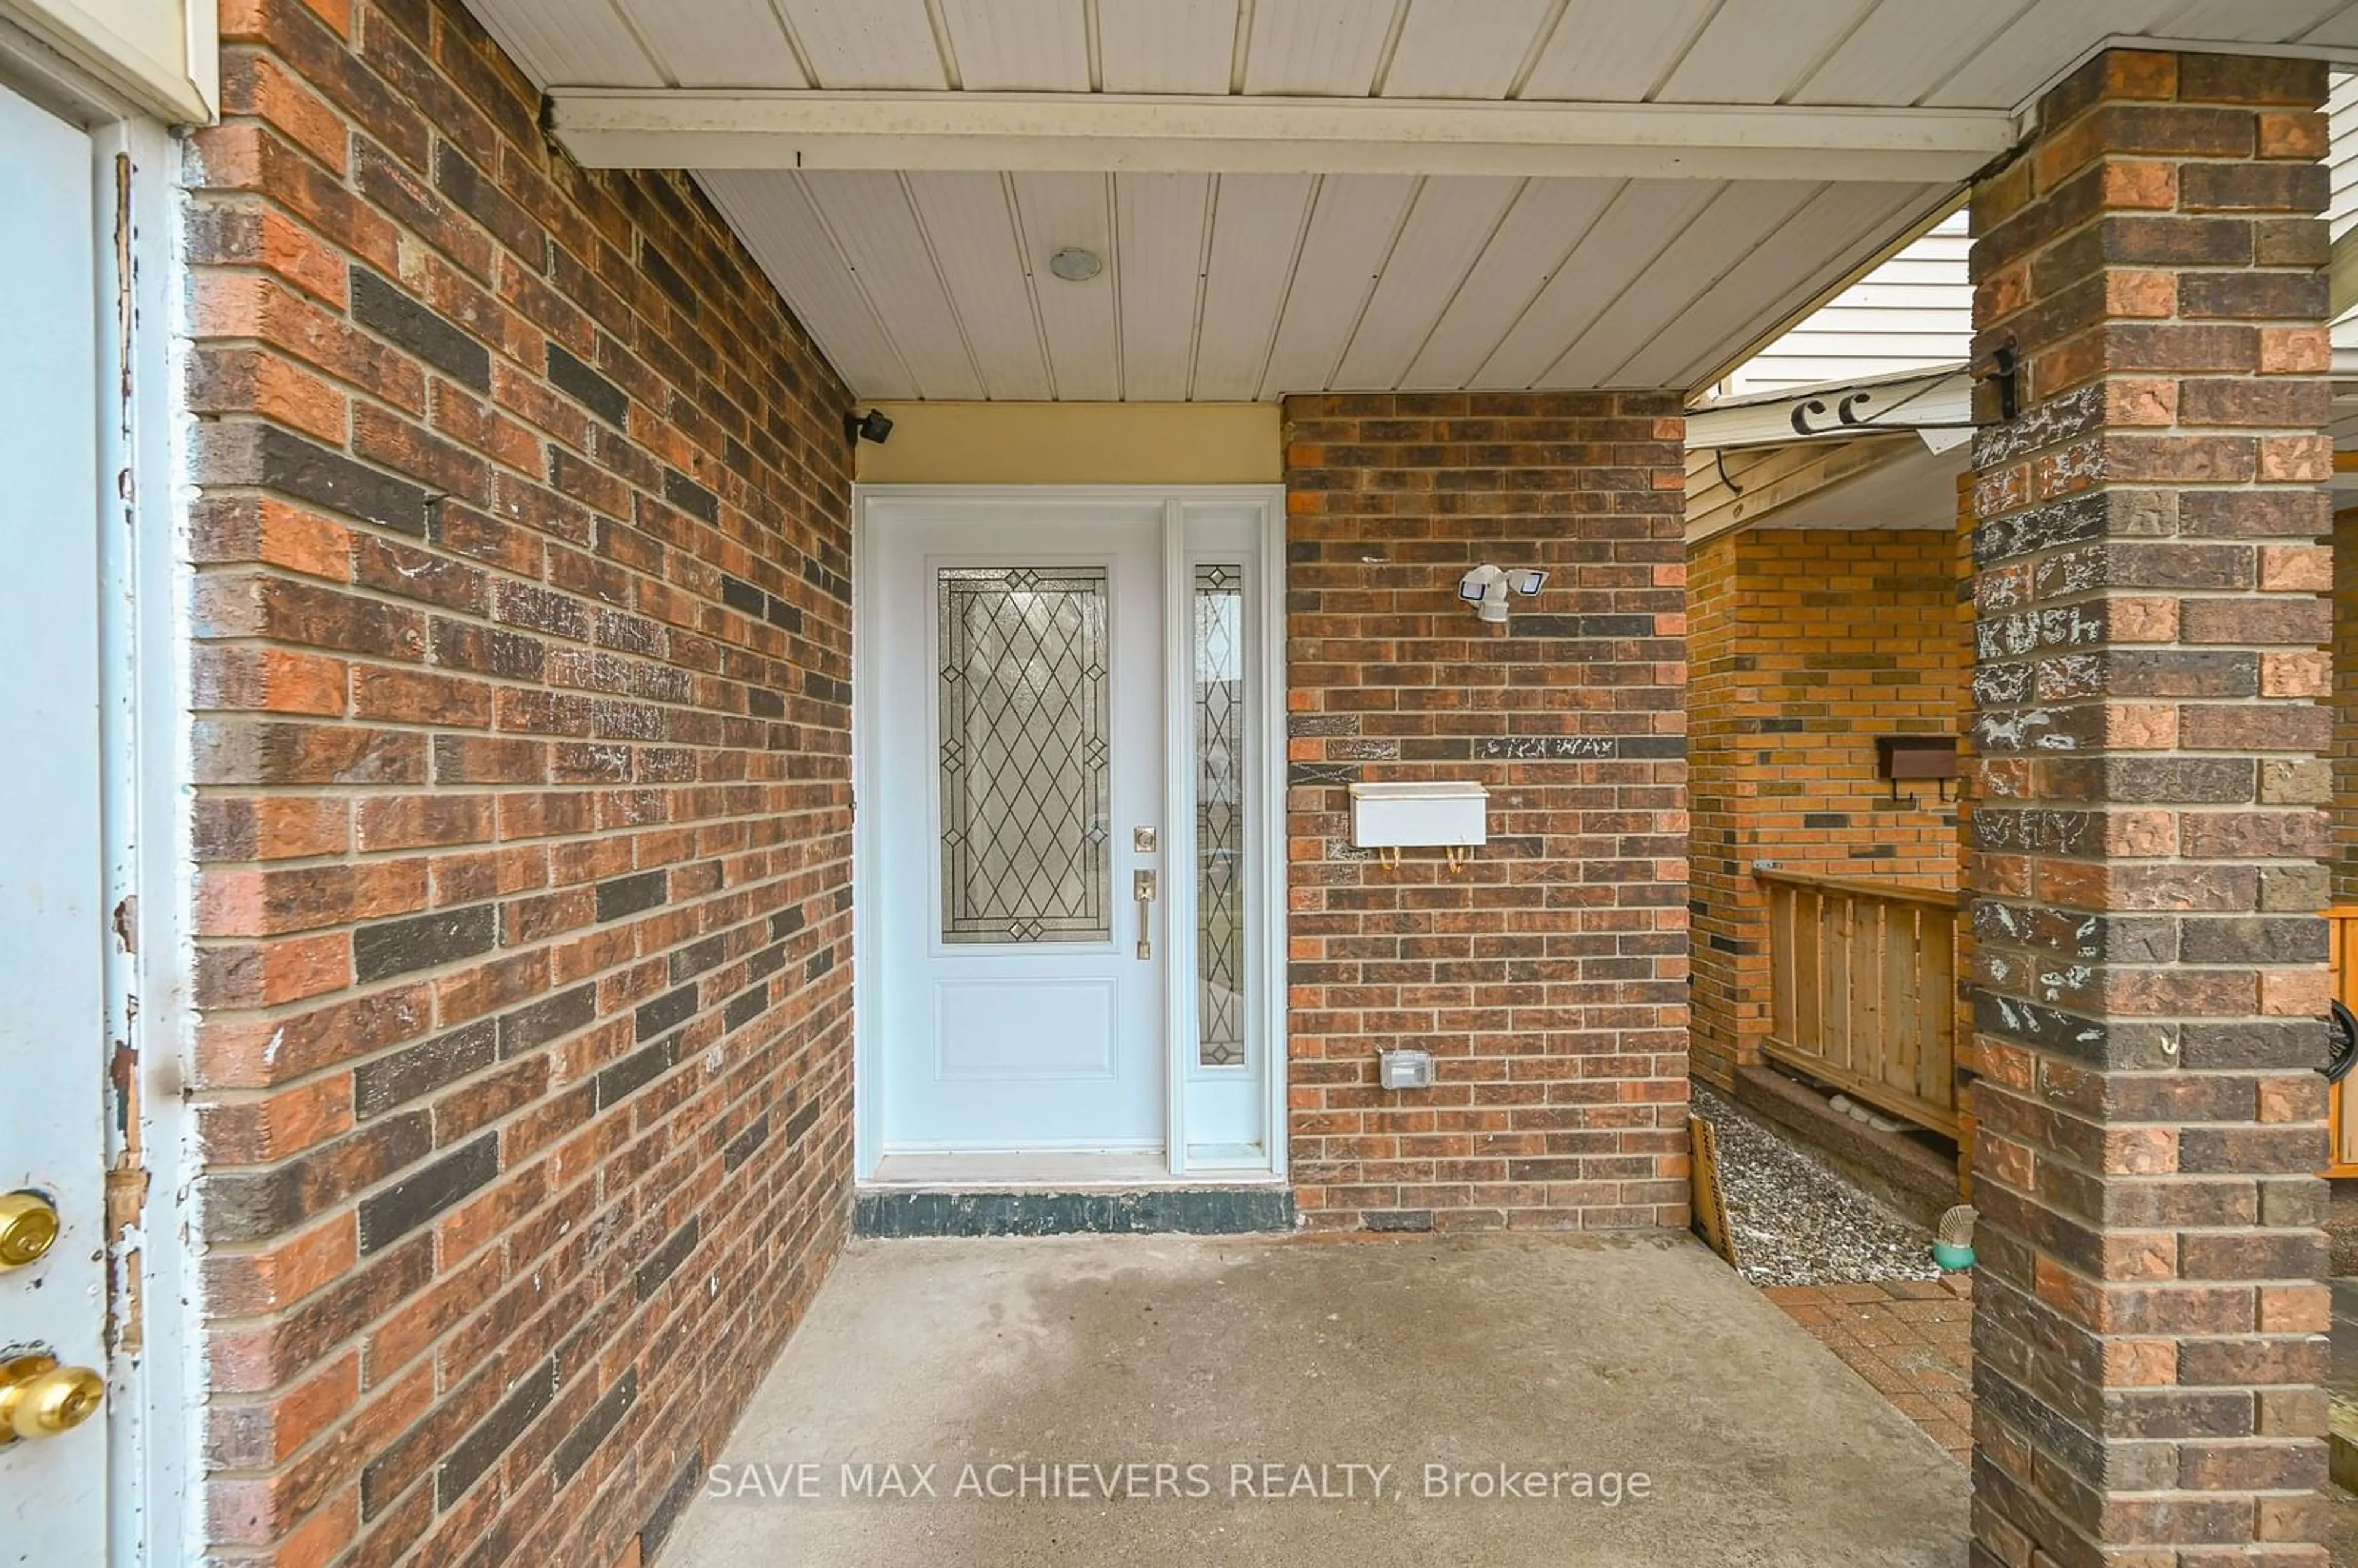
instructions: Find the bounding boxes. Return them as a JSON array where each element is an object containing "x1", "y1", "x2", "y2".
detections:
[{"x1": 1967, "y1": 49, "x2": 2335, "y2": 1565}]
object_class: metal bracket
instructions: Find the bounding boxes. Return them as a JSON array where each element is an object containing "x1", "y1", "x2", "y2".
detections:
[{"x1": 1972, "y1": 339, "x2": 2020, "y2": 424}]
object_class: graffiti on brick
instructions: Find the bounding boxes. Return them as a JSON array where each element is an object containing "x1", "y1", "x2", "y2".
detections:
[
  {"x1": 1974, "y1": 901, "x2": 2105, "y2": 962},
  {"x1": 1474, "y1": 736, "x2": 1617, "y2": 760},
  {"x1": 1976, "y1": 564, "x2": 2034, "y2": 613},
  {"x1": 1975, "y1": 990, "x2": 2107, "y2": 1062},
  {"x1": 1973, "y1": 382, "x2": 2105, "y2": 469},
  {"x1": 2030, "y1": 438, "x2": 2106, "y2": 501},
  {"x1": 1972, "y1": 807, "x2": 2093, "y2": 855},
  {"x1": 2069, "y1": 914, "x2": 2104, "y2": 964},
  {"x1": 1976, "y1": 602, "x2": 2104, "y2": 661},
  {"x1": 2035, "y1": 963, "x2": 2095, "y2": 1005},
  {"x1": 569, "y1": 742, "x2": 631, "y2": 777},
  {"x1": 1974, "y1": 492, "x2": 2109, "y2": 565},
  {"x1": 1972, "y1": 661, "x2": 2035, "y2": 708},
  {"x1": 1973, "y1": 707, "x2": 2074, "y2": 751},
  {"x1": 2034, "y1": 653, "x2": 2104, "y2": 702},
  {"x1": 1973, "y1": 466, "x2": 2028, "y2": 521},
  {"x1": 1979, "y1": 763, "x2": 2028, "y2": 799},
  {"x1": 1973, "y1": 901, "x2": 2025, "y2": 944},
  {"x1": 2031, "y1": 545, "x2": 2109, "y2": 599}
]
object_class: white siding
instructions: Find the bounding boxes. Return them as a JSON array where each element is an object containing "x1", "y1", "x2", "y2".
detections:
[
  {"x1": 2332, "y1": 71, "x2": 2358, "y2": 241},
  {"x1": 1713, "y1": 211, "x2": 1970, "y2": 400},
  {"x1": 2333, "y1": 72, "x2": 2358, "y2": 351},
  {"x1": 1726, "y1": 73, "x2": 2358, "y2": 385}
]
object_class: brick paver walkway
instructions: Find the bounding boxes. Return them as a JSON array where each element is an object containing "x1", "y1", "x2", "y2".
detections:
[
  {"x1": 1764, "y1": 1273, "x2": 2358, "y2": 1556},
  {"x1": 1761, "y1": 1277, "x2": 1974, "y2": 1462}
]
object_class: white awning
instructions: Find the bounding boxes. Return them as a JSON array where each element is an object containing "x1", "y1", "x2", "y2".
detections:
[{"x1": 1687, "y1": 366, "x2": 1973, "y2": 454}]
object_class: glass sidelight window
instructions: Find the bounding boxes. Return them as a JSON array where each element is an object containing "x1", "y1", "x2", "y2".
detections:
[
  {"x1": 1192, "y1": 564, "x2": 1245, "y2": 1067},
  {"x1": 936, "y1": 565, "x2": 1111, "y2": 943}
]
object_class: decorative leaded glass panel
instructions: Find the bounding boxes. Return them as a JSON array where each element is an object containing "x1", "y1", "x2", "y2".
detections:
[
  {"x1": 1194, "y1": 565, "x2": 1245, "y2": 1066},
  {"x1": 937, "y1": 565, "x2": 1111, "y2": 943}
]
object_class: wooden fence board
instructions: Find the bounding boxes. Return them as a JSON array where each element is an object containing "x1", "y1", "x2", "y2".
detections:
[{"x1": 1758, "y1": 869, "x2": 1959, "y2": 1137}]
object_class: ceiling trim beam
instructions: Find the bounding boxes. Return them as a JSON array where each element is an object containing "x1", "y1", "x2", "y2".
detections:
[{"x1": 548, "y1": 90, "x2": 2017, "y2": 183}]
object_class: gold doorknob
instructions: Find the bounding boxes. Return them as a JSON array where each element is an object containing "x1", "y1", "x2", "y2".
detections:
[
  {"x1": 0, "y1": 1355, "x2": 104, "y2": 1442},
  {"x1": 0, "y1": 1191, "x2": 61, "y2": 1270}
]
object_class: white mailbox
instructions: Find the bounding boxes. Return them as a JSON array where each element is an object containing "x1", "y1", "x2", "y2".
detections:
[{"x1": 1348, "y1": 781, "x2": 1489, "y2": 849}]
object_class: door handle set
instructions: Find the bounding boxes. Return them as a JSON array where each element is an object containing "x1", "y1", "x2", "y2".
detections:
[
  {"x1": 1134, "y1": 869, "x2": 1157, "y2": 960},
  {"x1": 0, "y1": 1354, "x2": 102, "y2": 1443},
  {"x1": 0, "y1": 1190, "x2": 60, "y2": 1271},
  {"x1": 0, "y1": 1190, "x2": 101, "y2": 1443},
  {"x1": 1132, "y1": 825, "x2": 1159, "y2": 960}
]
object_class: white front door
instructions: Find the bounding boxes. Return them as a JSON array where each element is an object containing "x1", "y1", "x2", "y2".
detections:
[
  {"x1": 860, "y1": 488, "x2": 1286, "y2": 1176},
  {"x1": 872, "y1": 508, "x2": 1167, "y2": 1152},
  {"x1": 0, "y1": 80, "x2": 112, "y2": 1566}
]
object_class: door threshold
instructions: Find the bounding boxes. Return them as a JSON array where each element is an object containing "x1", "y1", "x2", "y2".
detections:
[
  {"x1": 863, "y1": 1151, "x2": 1284, "y2": 1190},
  {"x1": 857, "y1": 1152, "x2": 1294, "y2": 1236}
]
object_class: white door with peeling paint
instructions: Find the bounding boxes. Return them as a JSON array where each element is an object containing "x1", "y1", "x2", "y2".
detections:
[{"x1": 0, "y1": 79, "x2": 114, "y2": 1566}]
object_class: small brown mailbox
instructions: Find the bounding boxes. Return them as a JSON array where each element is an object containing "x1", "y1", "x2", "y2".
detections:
[{"x1": 1875, "y1": 735, "x2": 1961, "y2": 802}]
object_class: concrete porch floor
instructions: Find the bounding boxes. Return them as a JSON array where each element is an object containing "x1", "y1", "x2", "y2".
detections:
[{"x1": 665, "y1": 1231, "x2": 1967, "y2": 1567}]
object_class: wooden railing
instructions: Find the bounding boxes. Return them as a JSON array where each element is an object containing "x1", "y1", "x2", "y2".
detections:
[
  {"x1": 2328, "y1": 906, "x2": 2358, "y2": 1178},
  {"x1": 1757, "y1": 890, "x2": 2358, "y2": 1168},
  {"x1": 1760, "y1": 870, "x2": 1961, "y2": 1138}
]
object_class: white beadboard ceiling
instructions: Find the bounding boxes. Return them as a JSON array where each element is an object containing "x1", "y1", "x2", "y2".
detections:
[{"x1": 465, "y1": 0, "x2": 2358, "y2": 399}]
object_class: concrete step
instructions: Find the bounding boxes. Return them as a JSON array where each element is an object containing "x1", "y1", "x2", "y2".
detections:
[{"x1": 853, "y1": 1186, "x2": 1295, "y2": 1237}]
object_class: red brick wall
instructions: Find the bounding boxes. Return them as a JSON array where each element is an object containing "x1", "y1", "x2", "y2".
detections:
[
  {"x1": 1282, "y1": 392, "x2": 1691, "y2": 1233},
  {"x1": 184, "y1": 1, "x2": 854, "y2": 1562},
  {"x1": 1687, "y1": 526, "x2": 1967, "y2": 1090},
  {"x1": 1687, "y1": 527, "x2": 1745, "y2": 1092}
]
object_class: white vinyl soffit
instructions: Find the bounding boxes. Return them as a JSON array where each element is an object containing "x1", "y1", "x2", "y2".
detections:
[{"x1": 467, "y1": 0, "x2": 2358, "y2": 400}]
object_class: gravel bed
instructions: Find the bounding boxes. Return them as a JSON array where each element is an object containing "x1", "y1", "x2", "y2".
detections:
[{"x1": 1692, "y1": 1081, "x2": 1940, "y2": 1287}]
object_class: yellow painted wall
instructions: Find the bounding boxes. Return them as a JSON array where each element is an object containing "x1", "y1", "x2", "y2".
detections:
[{"x1": 852, "y1": 402, "x2": 1282, "y2": 486}]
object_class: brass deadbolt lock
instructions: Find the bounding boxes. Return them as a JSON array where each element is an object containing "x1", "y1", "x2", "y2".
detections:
[
  {"x1": 0, "y1": 1192, "x2": 60, "y2": 1271},
  {"x1": 0, "y1": 1355, "x2": 104, "y2": 1442}
]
